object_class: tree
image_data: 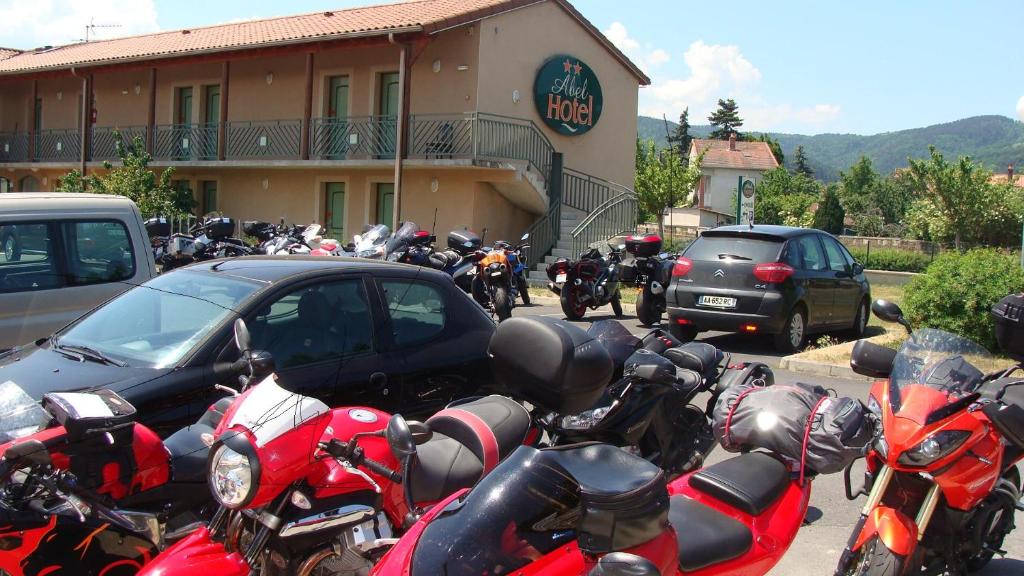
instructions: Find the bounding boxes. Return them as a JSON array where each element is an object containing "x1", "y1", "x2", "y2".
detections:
[
  {"x1": 707, "y1": 98, "x2": 743, "y2": 139},
  {"x1": 907, "y1": 146, "x2": 992, "y2": 250},
  {"x1": 752, "y1": 167, "x2": 821, "y2": 227},
  {"x1": 667, "y1": 108, "x2": 693, "y2": 162},
  {"x1": 634, "y1": 139, "x2": 704, "y2": 237},
  {"x1": 793, "y1": 145, "x2": 813, "y2": 177},
  {"x1": 838, "y1": 155, "x2": 881, "y2": 217},
  {"x1": 58, "y1": 133, "x2": 194, "y2": 218},
  {"x1": 812, "y1": 184, "x2": 844, "y2": 234}
]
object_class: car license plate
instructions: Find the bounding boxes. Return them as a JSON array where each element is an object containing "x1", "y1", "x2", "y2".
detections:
[
  {"x1": 699, "y1": 295, "x2": 737, "y2": 308},
  {"x1": 555, "y1": 273, "x2": 567, "y2": 283}
]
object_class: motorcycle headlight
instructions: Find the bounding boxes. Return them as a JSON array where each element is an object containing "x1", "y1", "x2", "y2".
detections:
[
  {"x1": 897, "y1": 430, "x2": 970, "y2": 467},
  {"x1": 560, "y1": 406, "x2": 612, "y2": 431},
  {"x1": 209, "y1": 438, "x2": 259, "y2": 508}
]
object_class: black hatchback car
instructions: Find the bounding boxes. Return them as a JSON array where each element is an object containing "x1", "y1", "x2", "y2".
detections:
[
  {"x1": 0, "y1": 256, "x2": 496, "y2": 435},
  {"x1": 666, "y1": 226, "x2": 870, "y2": 352}
]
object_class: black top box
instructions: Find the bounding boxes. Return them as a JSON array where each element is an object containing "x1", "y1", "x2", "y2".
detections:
[
  {"x1": 625, "y1": 234, "x2": 663, "y2": 257},
  {"x1": 448, "y1": 229, "x2": 482, "y2": 255}
]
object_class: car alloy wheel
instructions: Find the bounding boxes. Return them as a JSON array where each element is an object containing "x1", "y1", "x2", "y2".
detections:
[
  {"x1": 789, "y1": 312, "x2": 805, "y2": 349},
  {"x1": 3, "y1": 237, "x2": 15, "y2": 261}
]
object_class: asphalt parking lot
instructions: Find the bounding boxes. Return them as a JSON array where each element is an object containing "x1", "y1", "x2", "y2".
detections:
[{"x1": 512, "y1": 300, "x2": 1024, "y2": 576}]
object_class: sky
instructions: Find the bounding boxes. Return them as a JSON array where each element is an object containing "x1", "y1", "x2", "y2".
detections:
[{"x1": 0, "y1": 0, "x2": 1021, "y2": 135}]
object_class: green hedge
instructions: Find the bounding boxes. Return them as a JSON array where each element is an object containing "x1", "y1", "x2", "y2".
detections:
[
  {"x1": 846, "y1": 247, "x2": 933, "y2": 273},
  {"x1": 904, "y1": 249, "x2": 1024, "y2": 350}
]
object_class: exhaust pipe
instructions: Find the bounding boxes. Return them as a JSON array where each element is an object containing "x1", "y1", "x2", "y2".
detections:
[
  {"x1": 547, "y1": 282, "x2": 561, "y2": 296},
  {"x1": 650, "y1": 281, "x2": 664, "y2": 295}
]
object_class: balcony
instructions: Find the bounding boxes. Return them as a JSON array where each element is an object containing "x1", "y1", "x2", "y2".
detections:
[{"x1": 0, "y1": 113, "x2": 554, "y2": 184}]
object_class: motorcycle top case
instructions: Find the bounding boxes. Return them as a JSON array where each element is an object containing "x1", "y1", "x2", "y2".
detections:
[
  {"x1": 712, "y1": 382, "x2": 871, "y2": 474},
  {"x1": 144, "y1": 217, "x2": 171, "y2": 238},
  {"x1": 625, "y1": 234, "x2": 663, "y2": 257},
  {"x1": 488, "y1": 316, "x2": 613, "y2": 414},
  {"x1": 202, "y1": 216, "x2": 236, "y2": 239},
  {"x1": 992, "y1": 292, "x2": 1024, "y2": 361},
  {"x1": 43, "y1": 389, "x2": 136, "y2": 444},
  {"x1": 448, "y1": 229, "x2": 482, "y2": 254}
]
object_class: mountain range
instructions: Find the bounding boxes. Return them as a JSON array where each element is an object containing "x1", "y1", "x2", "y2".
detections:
[{"x1": 637, "y1": 115, "x2": 1024, "y2": 182}]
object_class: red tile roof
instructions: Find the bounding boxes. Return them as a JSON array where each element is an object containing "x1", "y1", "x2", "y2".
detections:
[
  {"x1": 0, "y1": 48, "x2": 20, "y2": 61},
  {"x1": 690, "y1": 139, "x2": 779, "y2": 171},
  {"x1": 0, "y1": 0, "x2": 648, "y2": 84},
  {"x1": 990, "y1": 173, "x2": 1024, "y2": 188}
]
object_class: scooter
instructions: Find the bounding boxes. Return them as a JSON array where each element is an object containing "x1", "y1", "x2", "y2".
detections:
[
  {"x1": 547, "y1": 243, "x2": 626, "y2": 321},
  {"x1": 137, "y1": 320, "x2": 532, "y2": 576},
  {"x1": 834, "y1": 298, "x2": 1024, "y2": 575}
]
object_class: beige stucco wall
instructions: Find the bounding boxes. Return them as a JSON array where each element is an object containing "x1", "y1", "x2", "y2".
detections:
[
  {"x1": 92, "y1": 69, "x2": 151, "y2": 127},
  {"x1": 0, "y1": 82, "x2": 31, "y2": 132},
  {"x1": 228, "y1": 53, "x2": 306, "y2": 121},
  {"x1": 408, "y1": 27, "x2": 479, "y2": 115},
  {"x1": 702, "y1": 166, "x2": 768, "y2": 216},
  {"x1": 476, "y1": 0, "x2": 640, "y2": 188},
  {"x1": 35, "y1": 76, "x2": 83, "y2": 130}
]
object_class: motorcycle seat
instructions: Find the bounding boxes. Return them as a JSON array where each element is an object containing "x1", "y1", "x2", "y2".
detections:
[
  {"x1": 409, "y1": 395, "x2": 531, "y2": 503},
  {"x1": 663, "y1": 342, "x2": 721, "y2": 381},
  {"x1": 670, "y1": 495, "x2": 752, "y2": 571},
  {"x1": 688, "y1": 452, "x2": 789, "y2": 516}
]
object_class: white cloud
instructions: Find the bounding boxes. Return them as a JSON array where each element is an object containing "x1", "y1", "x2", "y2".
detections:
[
  {"x1": 640, "y1": 40, "x2": 840, "y2": 132},
  {"x1": 0, "y1": 0, "x2": 159, "y2": 48},
  {"x1": 647, "y1": 48, "x2": 670, "y2": 66},
  {"x1": 604, "y1": 22, "x2": 639, "y2": 52},
  {"x1": 1018, "y1": 96, "x2": 1024, "y2": 121},
  {"x1": 602, "y1": 21, "x2": 671, "y2": 71}
]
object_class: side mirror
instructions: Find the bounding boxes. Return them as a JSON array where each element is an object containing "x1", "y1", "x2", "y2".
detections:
[
  {"x1": 588, "y1": 552, "x2": 660, "y2": 576},
  {"x1": 233, "y1": 318, "x2": 251, "y2": 354},
  {"x1": 871, "y1": 299, "x2": 911, "y2": 332},
  {"x1": 4, "y1": 439, "x2": 52, "y2": 468},
  {"x1": 386, "y1": 414, "x2": 417, "y2": 461},
  {"x1": 407, "y1": 420, "x2": 433, "y2": 445},
  {"x1": 852, "y1": 262, "x2": 865, "y2": 275},
  {"x1": 248, "y1": 350, "x2": 275, "y2": 382}
]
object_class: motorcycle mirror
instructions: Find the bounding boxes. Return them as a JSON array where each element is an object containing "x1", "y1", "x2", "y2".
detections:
[
  {"x1": 521, "y1": 232, "x2": 530, "y2": 241},
  {"x1": 587, "y1": 552, "x2": 660, "y2": 576},
  {"x1": 233, "y1": 318, "x2": 251, "y2": 354},
  {"x1": 4, "y1": 439, "x2": 51, "y2": 468},
  {"x1": 871, "y1": 299, "x2": 911, "y2": 333},
  {"x1": 248, "y1": 350, "x2": 275, "y2": 382},
  {"x1": 407, "y1": 420, "x2": 434, "y2": 445},
  {"x1": 386, "y1": 414, "x2": 417, "y2": 460}
]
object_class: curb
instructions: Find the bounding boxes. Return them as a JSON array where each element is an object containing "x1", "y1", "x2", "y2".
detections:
[
  {"x1": 779, "y1": 357, "x2": 872, "y2": 382},
  {"x1": 526, "y1": 294, "x2": 637, "y2": 313}
]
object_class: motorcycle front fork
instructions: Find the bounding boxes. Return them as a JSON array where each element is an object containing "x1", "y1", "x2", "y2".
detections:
[{"x1": 835, "y1": 465, "x2": 942, "y2": 574}]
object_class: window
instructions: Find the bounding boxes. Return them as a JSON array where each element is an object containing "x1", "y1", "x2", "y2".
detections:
[
  {"x1": 64, "y1": 220, "x2": 135, "y2": 285},
  {"x1": 821, "y1": 236, "x2": 851, "y2": 274},
  {"x1": 201, "y1": 181, "x2": 217, "y2": 214},
  {"x1": 794, "y1": 235, "x2": 828, "y2": 271},
  {"x1": 250, "y1": 279, "x2": 374, "y2": 370},
  {"x1": 381, "y1": 280, "x2": 445, "y2": 348},
  {"x1": 0, "y1": 223, "x2": 61, "y2": 293},
  {"x1": 683, "y1": 235, "x2": 783, "y2": 262}
]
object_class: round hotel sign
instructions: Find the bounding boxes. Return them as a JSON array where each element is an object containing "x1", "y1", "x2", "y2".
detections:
[{"x1": 534, "y1": 55, "x2": 603, "y2": 136}]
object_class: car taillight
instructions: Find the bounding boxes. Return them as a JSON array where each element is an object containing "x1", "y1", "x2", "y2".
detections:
[
  {"x1": 753, "y1": 262, "x2": 794, "y2": 283},
  {"x1": 671, "y1": 257, "x2": 693, "y2": 277}
]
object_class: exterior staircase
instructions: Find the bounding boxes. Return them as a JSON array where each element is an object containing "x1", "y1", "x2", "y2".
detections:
[{"x1": 527, "y1": 205, "x2": 586, "y2": 285}]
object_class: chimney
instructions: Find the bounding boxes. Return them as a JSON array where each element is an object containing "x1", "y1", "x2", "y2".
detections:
[
  {"x1": 728, "y1": 132, "x2": 737, "y2": 151},
  {"x1": 1009, "y1": 165, "x2": 1015, "y2": 181}
]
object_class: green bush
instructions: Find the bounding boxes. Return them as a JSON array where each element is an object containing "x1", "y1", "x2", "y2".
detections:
[
  {"x1": 846, "y1": 247, "x2": 933, "y2": 273},
  {"x1": 903, "y1": 249, "x2": 1024, "y2": 350}
]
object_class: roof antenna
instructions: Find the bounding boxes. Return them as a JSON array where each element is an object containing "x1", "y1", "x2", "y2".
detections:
[{"x1": 78, "y1": 17, "x2": 121, "y2": 42}]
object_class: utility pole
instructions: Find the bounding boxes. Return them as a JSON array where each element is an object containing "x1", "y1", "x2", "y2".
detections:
[{"x1": 662, "y1": 114, "x2": 675, "y2": 237}]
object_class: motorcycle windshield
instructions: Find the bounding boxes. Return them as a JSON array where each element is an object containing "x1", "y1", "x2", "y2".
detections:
[
  {"x1": 386, "y1": 221, "x2": 419, "y2": 255},
  {"x1": 356, "y1": 225, "x2": 390, "y2": 254},
  {"x1": 0, "y1": 380, "x2": 51, "y2": 444},
  {"x1": 411, "y1": 446, "x2": 580, "y2": 576},
  {"x1": 588, "y1": 320, "x2": 640, "y2": 368},
  {"x1": 889, "y1": 328, "x2": 1006, "y2": 424}
]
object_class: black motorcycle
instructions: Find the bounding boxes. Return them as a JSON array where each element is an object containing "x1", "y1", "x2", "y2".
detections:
[
  {"x1": 155, "y1": 215, "x2": 253, "y2": 270},
  {"x1": 619, "y1": 234, "x2": 676, "y2": 326},
  {"x1": 489, "y1": 316, "x2": 774, "y2": 476},
  {"x1": 546, "y1": 243, "x2": 625, "y2": 321}
]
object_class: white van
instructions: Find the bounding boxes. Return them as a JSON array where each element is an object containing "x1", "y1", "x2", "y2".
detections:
[{"x1": 0, "y1": 193, "x2": 156, "y2": 350}]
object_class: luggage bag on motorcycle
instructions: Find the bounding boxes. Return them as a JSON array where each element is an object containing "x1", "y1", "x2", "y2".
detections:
[
  {"x1": 144, "y1": 217, "x2": 170, "y2": 238},
  {"x1": 625, "y1": 234, "x2": 663, "y2": 257},
  {"x1": 448, "y1": 229, "x2": 482, "y2": 254},
  {"x1": 202, "y1": 217, "x2": 236, "y2": 239},
  {"x1": 712, "y1": 382, "x2": 871, "y2": 474}
]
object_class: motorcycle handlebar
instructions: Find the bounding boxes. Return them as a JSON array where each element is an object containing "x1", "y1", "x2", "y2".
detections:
[{"x1": 363, "y1": 457, "x2": 402, "y2": 483}]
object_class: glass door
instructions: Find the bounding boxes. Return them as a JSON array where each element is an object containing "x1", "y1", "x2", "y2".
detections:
[
  {"x1": 377, "y1": 72, "x2": 399, "y2": 159},
  {"x1": 326, "y1": 76, "x2": 349, "y2": 159},
  {"x1": 324, "y1": 182, "x2": 345, "y2": 239},
  {"x1": 202, "y1": 85, "x2": 220, "y2": 160},
  {"x1": 376, "y1": 183, "x2": 394, "y2": 230},
  {"x1": 175, "y1": 87, "x2": 193, "y2": 160}
]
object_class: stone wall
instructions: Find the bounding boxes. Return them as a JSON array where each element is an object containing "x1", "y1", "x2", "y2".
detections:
[{"x1": 837, "y1": 235, "x2": 939, "y2": 253}]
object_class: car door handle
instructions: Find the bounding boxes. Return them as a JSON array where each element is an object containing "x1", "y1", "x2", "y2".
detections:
[{"x1": 369, "y1": 372, "x2": 388, "y2": 388}]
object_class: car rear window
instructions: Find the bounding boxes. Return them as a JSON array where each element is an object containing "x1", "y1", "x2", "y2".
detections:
[{"x1": 683, "y1": 235, "x2": 783, "y2": 262}]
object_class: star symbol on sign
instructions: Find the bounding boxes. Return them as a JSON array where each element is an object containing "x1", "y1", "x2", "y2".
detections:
[
  {"x1": 563, "y1": 59, "x2": 572, "y2": 73},
  {"x1": 573, "y1": 61, "x2": 582, "y2": 75}
]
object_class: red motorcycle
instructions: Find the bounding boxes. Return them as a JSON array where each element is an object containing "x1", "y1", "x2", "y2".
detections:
[
  {"x1": 368, "y1": 383, "x2": 871, "y2": 575},
  {"x1": 835, "y1": 298, "x2": 1024, "y2": 575},
  {"x1": 140, "y1": 320, "x2": 530, "y2": 576}
]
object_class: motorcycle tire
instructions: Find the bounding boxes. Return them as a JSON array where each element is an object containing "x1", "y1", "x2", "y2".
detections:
[
  {"x1": 847, "y1": 537, "x2": 907, "y2": 576},
  {"x1": 560, "y1": 289, "x2": 586, "y2": 321},
  {"x1": 611, "y1": 294, "x2": 624, "y2": 318},
  {"x1": 635, "y1": 286, "x2": 660, "y2": 326},
  {"x1": 516, "y1": 273, "x2": 531, "y2": 305},
  {"x1": 493, "y1": 285, "x2": 513, "y2": 322}
]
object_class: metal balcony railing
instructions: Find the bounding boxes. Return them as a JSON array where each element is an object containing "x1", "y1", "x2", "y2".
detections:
[
  {"x1": 226, "y1": 120, "x2": 302, "y2": 160},
  {"x1": 309, "y1": 116, "x2": 397, "y2": 160},
  {"x1": 91, "y1": 126, "x2": 149, "y2": 161},
  {"x1": 562, "y1": 167, "x2": 634, "y2": 213},
  {"x1": 409, "y1": 113, "x2": 554, "y2": 184},
  {"x1": 0, "y1": 133, "x2": 29, "y2": 162},
  {"x1": 153, "y1": 123, "x2": 218, "y2": 161},
  {"x1": 34, "y1": 129, "x2": 80, "y2": 162}
]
